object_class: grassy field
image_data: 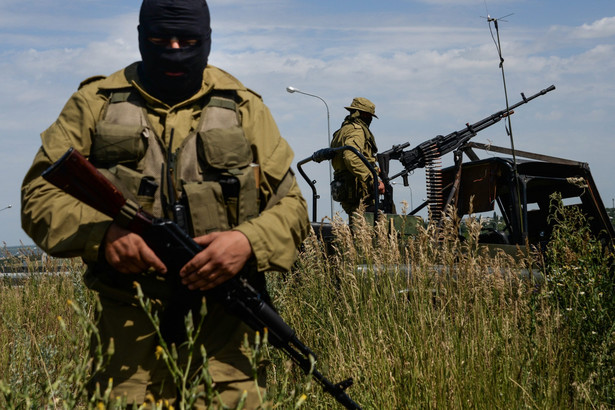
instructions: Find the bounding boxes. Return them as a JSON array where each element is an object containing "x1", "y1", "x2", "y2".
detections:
[{"x1": 1, "y1": 202, "x2": 614, "y2": 409}]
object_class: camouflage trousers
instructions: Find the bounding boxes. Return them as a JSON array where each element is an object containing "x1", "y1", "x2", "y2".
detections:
[{"x1": 88, "y1": 294, "x2": 266, "y2": 409}]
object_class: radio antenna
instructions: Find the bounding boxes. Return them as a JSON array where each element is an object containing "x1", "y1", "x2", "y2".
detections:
[
  {"x1": 484, "y1": 13, "x2": 516, "y2": 158},
  {"x1": 481, "y1": 8, "x2": 527, "y2": 239}
]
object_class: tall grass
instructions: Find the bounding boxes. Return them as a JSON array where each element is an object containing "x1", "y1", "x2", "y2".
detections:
[
  {"x1": 0, "y1": 252, "x2": 97, "y2": 408},
  {"x1": 1, "y1": 201, "x2": 613, "y2": 408}
]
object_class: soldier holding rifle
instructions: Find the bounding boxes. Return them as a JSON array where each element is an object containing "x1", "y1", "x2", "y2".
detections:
[{"x1": 21, "y1": 0, "x2": 310, "y2": 407}]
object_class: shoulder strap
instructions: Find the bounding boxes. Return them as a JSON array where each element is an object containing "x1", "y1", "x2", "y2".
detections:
[
  {"x1": 79, "y1": 75, "x2": 106, "y2": 89},
  {"x1": 100, "y1": 88, "x2": 149, "y2": 126},
  {"x1": 196, "y1": 90, "x2": 241, "y2": 132}
]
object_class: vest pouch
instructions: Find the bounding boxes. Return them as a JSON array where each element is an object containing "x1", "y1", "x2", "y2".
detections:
[
  {"x1": 197, "y1": 126, "x2": 252, "y2": 170},
  {"x1": 219, "y1": 169, "x2": 259, "y2": 227},
  {"x1": 332, "y1": 174, "x2": 359, "y2": 202},
  {"x1": 218, "y1": 175, "x2": 239, "y2": 226},
  {"x1": 100, "y1": 164, "x2": 158, "y2": 214},
  {"x1": 331, "y1": 179, "x2": 346, "y2": 202},
  {"x1": 183, "y1": 181, "x2": 230, "y2": 236},
  {"x1": 91, "y1": 121, "x2": 148, "y2": 166},
  {"x1": 197, "y1": 126, "x2": 259, "y2": 227}
]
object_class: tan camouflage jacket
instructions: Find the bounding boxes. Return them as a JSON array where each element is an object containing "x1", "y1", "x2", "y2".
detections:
[
  {"x1": 21, "y1": 63, "x2": 310, "y2": 273},
  {"x1": 331, "y1": 114, "x2": 378, "y2": 198}
]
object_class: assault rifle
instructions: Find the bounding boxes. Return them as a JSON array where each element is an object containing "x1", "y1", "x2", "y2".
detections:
[
  {"x1": 377, "y1": 85, "x2": 555, "y2": 213},
  {"x1": 42, "y1": 147, "x2": 362, "y2": 410}
]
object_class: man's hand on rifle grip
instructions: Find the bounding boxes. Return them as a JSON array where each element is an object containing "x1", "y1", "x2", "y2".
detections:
[
  {"x1": 103, "y1": 223, "x2": 168, "y2": 274},
  {"x1": 180, "y1": 230, "x2": 253, "y2": 291}
]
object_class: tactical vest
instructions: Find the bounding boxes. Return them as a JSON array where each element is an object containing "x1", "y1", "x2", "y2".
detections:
[
  {"x1": 330, "y1": 116, "x2": 378, "y2": 204},
  {"x1": 89, "y1": 88, "x2": 259, "y2": 236}
]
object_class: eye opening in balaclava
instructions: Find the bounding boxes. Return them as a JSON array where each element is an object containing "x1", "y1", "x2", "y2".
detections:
[{"x1": 138, "y1": 0, "x2": 211, "y2": 106}]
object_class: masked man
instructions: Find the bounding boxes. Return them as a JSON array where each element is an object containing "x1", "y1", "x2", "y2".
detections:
[{"x1": 21, "y1": 0, "x2": 309, "y2": 407}]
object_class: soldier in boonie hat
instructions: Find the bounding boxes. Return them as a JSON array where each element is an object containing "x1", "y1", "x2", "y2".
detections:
[
  {"x1": 330, "y1": 96, "x2": 384, "y2": 220},
  {"x1": 345, "y1": 97, "x2": 378, "y2": 118}
]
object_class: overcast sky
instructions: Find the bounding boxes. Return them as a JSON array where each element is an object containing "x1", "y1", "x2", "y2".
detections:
[{"x1": 1, "y1": 0, "x2": 614, "y2": 246}]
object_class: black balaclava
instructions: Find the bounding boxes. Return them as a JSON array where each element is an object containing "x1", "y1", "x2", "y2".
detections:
[{"x1": 138, "y1": 0, "x2": 211, "y2": 105}]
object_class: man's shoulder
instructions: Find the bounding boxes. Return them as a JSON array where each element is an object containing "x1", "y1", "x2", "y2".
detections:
[
  {"x1": 78, "y1": 75, "x2": 107, "y2": 89},
  {"x1": 340, "y1": 122, "x2": 364, "y2": 132},
  {"x1": 77, "y1": 62, "x2": 139, "y2": 92},
  {"x1": 204, "y1": 65, "x2": 262, "y2": 100}
]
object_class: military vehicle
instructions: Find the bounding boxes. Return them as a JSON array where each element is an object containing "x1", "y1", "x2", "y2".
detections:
[{"x1": 297, "y1": 85, "x2": 615, "y2": 253}]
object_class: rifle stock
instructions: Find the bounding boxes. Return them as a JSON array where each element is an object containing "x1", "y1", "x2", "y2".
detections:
[
  {"x1": 41, "y1": 147, "x2": 153, "y2": 234},
  {"x1": 42, "y1": 147, "x2": 362, "y2": 410},
  {"x1": 42, "y1": 148, "x2": 126, "y2": 220}
]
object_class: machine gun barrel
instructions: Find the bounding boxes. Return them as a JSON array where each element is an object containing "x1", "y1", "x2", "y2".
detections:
[
  {"x1": 376, "y1": 85, "x2": 555, "y2": 214},
  {"x1": 389, "y1": 85, "x2": 555, "y2": 181}
]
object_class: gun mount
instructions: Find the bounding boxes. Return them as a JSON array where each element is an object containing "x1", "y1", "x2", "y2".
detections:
[{"x1": 434, "y1": 142, "x2": 615, "y2": 249}]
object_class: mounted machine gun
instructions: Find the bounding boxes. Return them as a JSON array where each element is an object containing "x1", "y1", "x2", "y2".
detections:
[
  {"x1": 377, "y1": 84, "x2": 614, "y2": 249},
  {"x1": 377, "y1": 85, "x2": 555, "y2": 216}
]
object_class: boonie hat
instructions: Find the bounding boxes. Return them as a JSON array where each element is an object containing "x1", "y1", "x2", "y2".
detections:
[{"x1": 345, "y1": 97, "x2": 378, "y2": 118}]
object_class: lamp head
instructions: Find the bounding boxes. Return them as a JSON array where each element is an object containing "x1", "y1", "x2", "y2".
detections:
[{"x1": 286, "y1": 86, "x2": 297, "y2": 93}]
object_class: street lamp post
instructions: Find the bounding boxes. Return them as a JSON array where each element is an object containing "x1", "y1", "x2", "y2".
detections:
[
  {"x1": 286, "y1": 86, "x2": 334, "y2": 219},
  {"x1": 0, "y1": 205, "x2": 12, "y2": 212}
]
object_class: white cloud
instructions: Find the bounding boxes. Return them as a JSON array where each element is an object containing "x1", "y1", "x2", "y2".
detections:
[
  {"x1": 545, "y1": 15, "x2": 615, "y2": 49},
  {"x1": 572, "y1": 16, "x2": 615, "y2": 39}
]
